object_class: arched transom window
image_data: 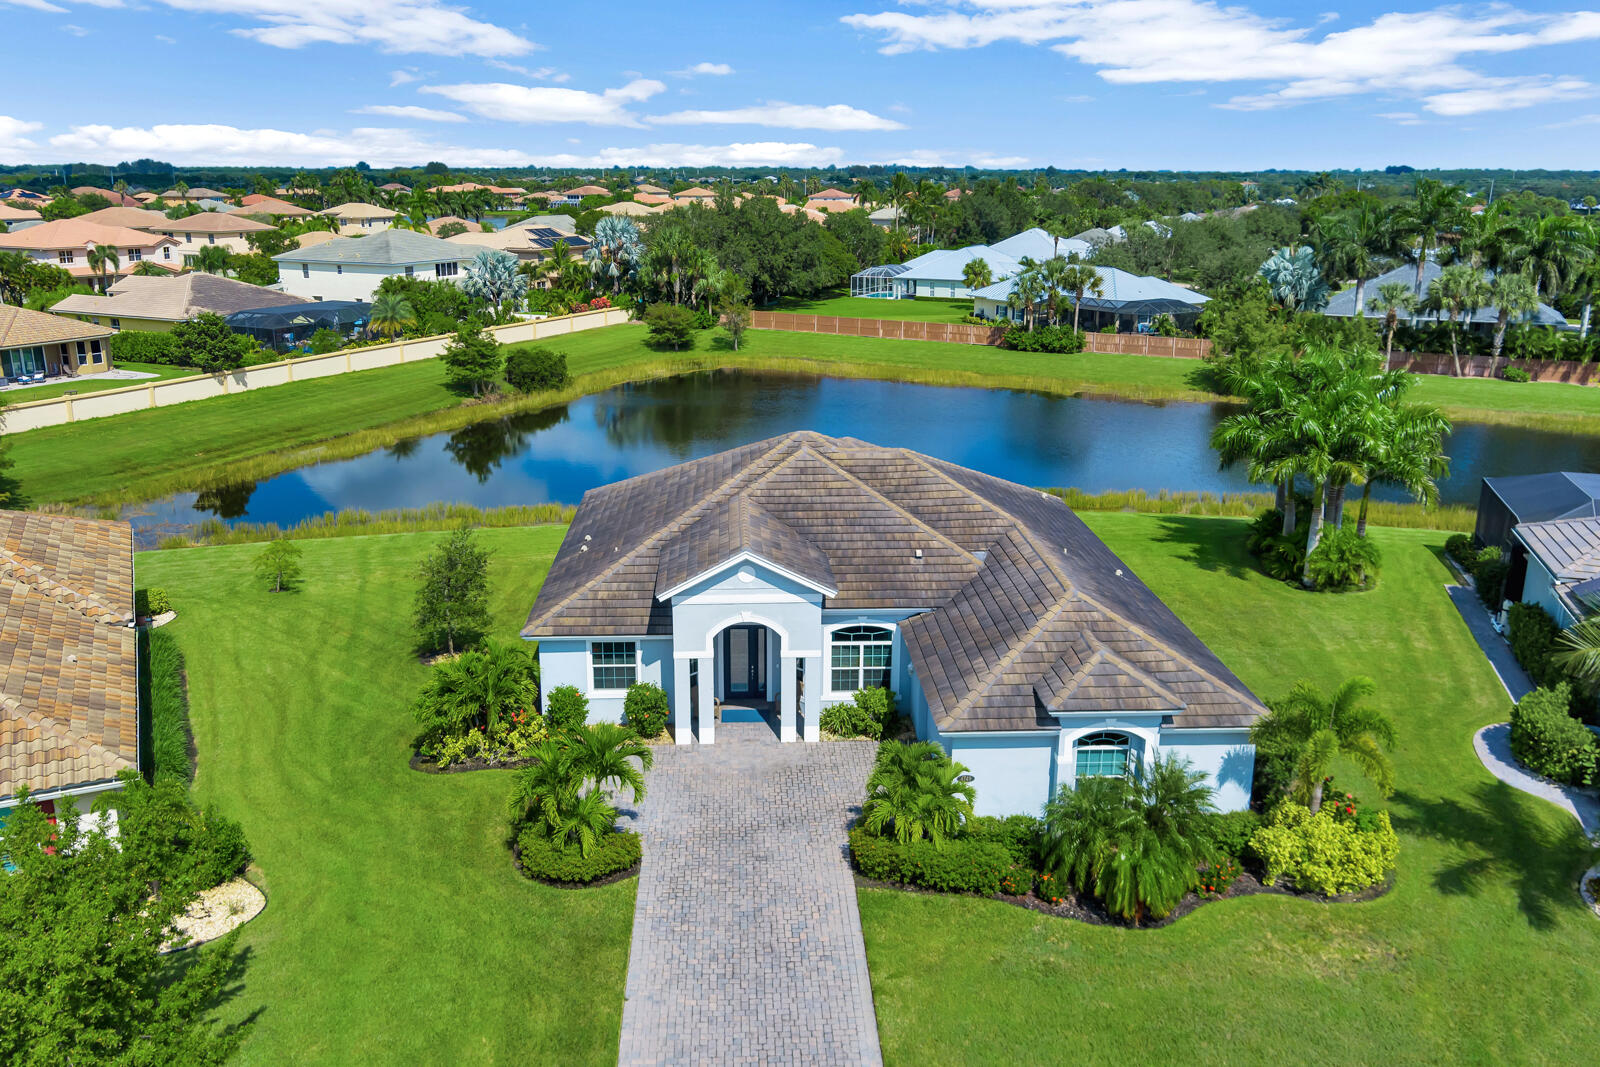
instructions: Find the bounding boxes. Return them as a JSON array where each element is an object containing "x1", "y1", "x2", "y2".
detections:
[
  {"x1": 830, "y1": 625, "x2": 892, "y2": 693},
  {"x1": 1075, "y1": 731, "x2": 1132, "y2": 779}
]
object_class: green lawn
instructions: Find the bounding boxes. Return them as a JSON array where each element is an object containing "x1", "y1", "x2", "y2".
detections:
[
  {"x1": 772, "y1": 292, "x2": 975, "y2": 323},
  {"x1": 860, "y1": 513, "x2": 1600, "y2": 1063},
  {"x1": 12, "y1": 322, "x2": 1600, "y2": 509},
  {"x1": 2, "y1": 361, "x2": 192, "y2": 402},
  {"x1": 137, "y1": 528, "x2": 635, "y2": 1066}
]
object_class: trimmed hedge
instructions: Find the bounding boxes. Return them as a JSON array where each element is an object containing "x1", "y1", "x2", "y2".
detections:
[
  {"x1": 108, "y1": 330, "x2": 184, "y2": 366},
  {"x1": 1202, "y1": 809, "x2": 1262, "y2": 860},
  {"x1": 848, "y1": 826, "x2": 1012, "y2": 895},
  {"x1": 1474, "y1": 547, "x2": 1509, "y2": 609},
  {"x1": 145, "y1": 628, "x2": 193, "y2": 784},
  {"x1": 504, "y1": 346, "x2": 571, "y2": 393},
  {"x1": 1510, "y1": 683, "x2": 1598, "y2": 786},
  {"x1": 516, "y1": 826, "x2": 641, "y2": 884},
  {"x1": 963, "y1": 814, "x2": 1042, "y2": 867},
  {"x1": 623, "y1": 682, "x2": 669, "y2": 738},
  {"x1": 1001, "y1": 323, "x2": 1085, "y2": 353},
  {"x1": 1507, "y1": 602, "x2": 1565, "y2": 690}
]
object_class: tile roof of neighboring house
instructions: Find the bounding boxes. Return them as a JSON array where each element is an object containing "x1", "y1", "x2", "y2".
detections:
[
  {"x1": 378, "y1": 183, "x2": 411, "y2": 192},
  {"x1": 227, "y1": 197, "x2": 314, "y2": 218},
  {"x1": 565, "y1": 184, "x2": 610, "y2": 197},
  {"x1": 0, "y1": 510, "x2": 137, "y2": 802},
  {"x1": 0, "y1": 304, "x2": 113, "y2": 348},
  {"x1": 71, "y1": 187, "x2": 143, "y2": 207},
  {"x1": 75, "y1": 206, "x2": 172, "y2": 229},
  {"x1": 294, "y1": 230, "x2": 341, "y2": 250},
  {"x1": 161, "y1": 187, "x2": 226, "y2": 200},
  {"x1": 0, "y1": 203, "x2": 41, "y2": 222},
  {"x1": 427, "y1": 215, "x2": 474, "y2": 234},
  {"x1": 635, "y1": 183, "x2": 667, "y2": 194},
  {"x1": 600, "y1": 201, "x2": 662, "y2": 217},
  {"x1": 674, "y1": 187, "x2": 715, "y2": 199},
  {"x1": 807, "y1": 188, "x2": 853, "y2": 200},
  {"x1": 321, "y1": 201, "x2": 398, "y2": 220},
  {"x1": 52, "y1": 274, "x2": 306, "y2": 323},
  {"x1": 445, "y1": 225, "x2": 591, "y2": 255},
  {"x1": 524, "y1": 432, "x2": 1264, "y2": 733},
  {"x1": 133, "y1": 192, "x2": 160, "y2": 203},
  {"x1": 274, "y1": 228, "x2": 489, "y2": 266},
  {"x1": 634, "y1": 193, "x2": 674, "y2": 206},
  {"x1": 148, "y1": 212, "x2": 277, "y2": 235},
  {"x1": 1321, "y1": 261, "x2": 1567, "y2": 327},
  {"x1": 988, "y1": 227, "x2": 1095, "y2": 261},
  {"x1": 0, "y1": 218, "x2": 179, "y2": 253},
  {"x1": 973, "y1": 266, "x2": 1209, "y2": 311}
]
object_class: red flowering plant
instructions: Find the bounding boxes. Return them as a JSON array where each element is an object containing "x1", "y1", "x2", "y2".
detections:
[
  {"x1": 1196, "y1": 858, "x2": 1241, "y2": 898},
  {"x1": 999, "y1": 864, "x2": 1034, "y2": 896},
  {"x1": 1035, "y1": 871, "x2": 1067, "y2": 906}
]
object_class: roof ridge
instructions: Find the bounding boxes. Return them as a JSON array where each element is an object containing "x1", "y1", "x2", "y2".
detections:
[
  {"x1": 523, "y1": 433, "x2": 808, "y2": 631},
  {"x1": 0, "y1": 553, "x2": 128, "y2": 626},
  {"x1": 1051, "y1": 642, "x2": 1186, "y2": 711},
  {"x1": 805, "y1": 449, "x2": 978, "y2": 564},
  {"x1": 900, "y1": 451, "x2": 1070, "y2": 584},
  {"x1": 938, "y1": 590, "x2": 1078, "y2": 728}
]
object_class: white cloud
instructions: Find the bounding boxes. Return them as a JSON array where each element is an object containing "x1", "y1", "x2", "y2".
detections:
[
  {"x1": 61, "y1": 21, "x2": 88, "y2": 33},
  {"x1": 1544, "y1": 112, "x2": 1600, "y2": 128},
  {"x1": 154, "y1": 32, "x2": 176, "y2": 42},
  {"x1": 841, "y1": 1, "x2": 1600, "y2": 114},
  {"x1": 884, "y1": 148, "x2": 1030, "y2": 167},
  {"x1": 421, "y1": 78, "x2": 664, "y2": 125},
  {"x1": 2, "y1": 0, "x2": 67, "y2": 12},
  {"x1": 0, "y1": 116, "x2": 42, "y2": 152},
  {"x1": 1376, "y1": 111, "x2": 1423, "y2": 125},
  {"x1": 488, "y1": 60, "x2": 569, "y2": 82},
  {"x1": 647, "y1": 102, "x2": 906, "y2": 131},
  {"x1": 1423, "y1": 76, "x2": 1594, "y2": 115},
  {"x1": 544, "y1": 142, "x2": 846, "y2": 167},
  {"x1": 352, "y1": 103, "x2": 467, "y2": 122},
  {"x1": 390, "y1": 68, "x2": 420, "y2": 86},
  {"x1": 673, "y1": 61, "x2": 733, "y2": 76}
]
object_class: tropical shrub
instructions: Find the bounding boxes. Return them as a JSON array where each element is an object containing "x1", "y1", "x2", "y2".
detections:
[
  {"x1": 108, "y1": 329, "x2": 180, "y2": 365},
  {"x1": 1502, "y1": 366, "x2": 1532, "y2": 383},
  {"x1": 1508, "y1": 602, "x2": 1565, "y2": 689},
  {"x1": 643, "y1": 302, "x2": 696, "y2": 350},
  {"x1": 847, "y1": 827, "x2": 1011, "y2": 895},
  {"x1": 308, "y1": 328, "x2": 344, "y2": 354},
  {"x1": 136, "y1": 586, "x2": 172, "y2": 615},
  {"x1": 1509, "y1": 683, "x2": 1597, "y2": 785},
  {"x1": 116, "y1": 770, "x2": 250, "y2": 899},
  {"x1": 1444, "y1": 533, "x2": 1479, "y2": 569},
  {"x1": 861, "y1": 741, "x2": 976, "y2": 845},
  {"x1": 1000, "y1": 323, "x2": 1085, "y2": 353},
  {"x1": 516, "y1": 825, "x2": 641, "y2": 884},
  {"x1": 963, "y1": 814, "x2": 1043, "y2": 867},
  {"x1": 1304, "y1": 526, "x2": 1382, "y2": 591},
  {"x1": 414, "y1": 526, "x2": 491, "y2": 656},
  {"x1": 1039, "y1": 755, "x2": 1219, "y2": 923},
  {"x1": 425, "y1": 715, "x2": 548, "y2": 768},
  {"x1": 1196, "y1": 858, "x2": 1241, "y2": 898},
  {"x1": 1250, "y1": 676, "x2": 1395, "y2": 812},
  {"x1": 623, "y1": 681, "x2": 669, "y2": 738},
  {"x1": 1201, "y1": 809, "x2": 1262, "y2": 860},
  {"x1": 1473, "y1": 546, "x2": 1509, "y2": 609},
  {"x1": 544, "y1": 684, "x2": 589, "y2": 733},
  {"x1": 1249, "y1": 802, "x2": 1398, "y2": 895},
  {"x1": 412, "y1": 640, "x2": 540, "y2": 754},
  {"x1": 820, "y1": 687, "x2": 895, "y2": 739},
  {"x1": 503, "y1": 345, "x2": 571, "y2": 393}
]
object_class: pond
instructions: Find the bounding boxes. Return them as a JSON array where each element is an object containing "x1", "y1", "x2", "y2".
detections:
[{"x1": 126, "y1": 370, "x2": 1600, "y2": 542}]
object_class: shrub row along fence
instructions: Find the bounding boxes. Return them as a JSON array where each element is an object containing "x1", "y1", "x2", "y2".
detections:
[{"x1": 6, "y1": 306, "x2": 633, "y2": 434}]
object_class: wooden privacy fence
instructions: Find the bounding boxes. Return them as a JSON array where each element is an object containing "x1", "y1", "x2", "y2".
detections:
[
  {"x1": 6, "y1": 306, "x2": 633, "y2": 433},
  {"x1": 749, "y1": 311, "x2": 1213, "y2": 358},
  {"x1": 1385, "y1": 351, "x2": 1600, "y2": 384}
]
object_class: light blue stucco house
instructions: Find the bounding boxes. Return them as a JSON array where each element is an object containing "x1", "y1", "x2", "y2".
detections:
[
  {"x1": 1475, "y1": 473, "x2": 1600, "y2": 628},
  {"x1": 523, "y1": 433, "x2": 1262, "y2": 816}
]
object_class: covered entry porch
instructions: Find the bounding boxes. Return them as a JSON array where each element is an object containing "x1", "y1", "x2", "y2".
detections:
[{"x1": 671, "y1": 617, "x2": 823, "y2": 745}]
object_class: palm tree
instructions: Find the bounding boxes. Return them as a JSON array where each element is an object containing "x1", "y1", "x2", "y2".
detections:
[
  {"x1": 546, "y1": 789, "x2": 622, "y2": 857},
  {"x1": 1459, "y1": 200, "x2": 1518, "y2": 274},
  {"x1": 174, "y1": 179, "x2": 190, "y2": 204},
  {"x1": 1353, "y1": 398, "x2": 1450, "y2": 538},
  {"x1": 461, "y1": 249, "x2": 524, "y2": 318},
  {"x1": 0, "y1": 249, "x2": 31, "y2": 303},
  {"x1": 1007, "y1": 259, "x2": 1046, "y2": 330},
  {"x1": 561, "y1": 722, "x2": 653, "y2": 806},
  {"x1": 1572, "y1": 231, "x2": 1600, "y2": 340},
  {"x1": 131, "y1": 261, "x2": 167, "y2": 277},
  {"x1": 1488, "y1": 271, "x2": 1540, "y2": 360},
  {"x1": 417, "y1": 641, "x2": 539, "y2": 735},
  {"x1": 1314, "y1": 201, "x2": 1400, "y2": 318},
  {"x1": 1425, "y1": 263, "x2": 1490, "y2": 377},
  {"x1": 1057, "y1": 256, "x2": 1104, "y2": 332},
  {"x1": 888, "y1": 172, "x2": 914, "y2": 232},
  {"x1": 1258, "y1": 246, "x2": 1330, "y2": 312},
  {"x1": 507, "y1": 740, "x2": 580, "y2": 828},
  {"x1": 192, "y1": 244, "x2": 231, "y2": 276},
  {"x1": 1250, "y1": 676, "x2": 1395, "y2": 813},
  {"x1": 1518, "y1": 213, "x2": 1592, "y2": 297},
  {"x1": 860, "y1": 741, "x2": 975, "y2": 846},
  {"x1": 961, "y1": 257, "x2": 993, "y2": 294},
  {"x1": 1366, "y1": 282, "x2": 1418, "y2": 361},
  {"x1": 368, "y1": 293, "x2": 417, "y2": 341},
  {"x1": 86, "y1": 243, "x2": 119, "y2": 292},
  {"x1": 584, "y1": 216, "x2": 643, "y2": 295},
  {"x1": 1396, "y1": 178, "x2": 1466, "y2": 321},
  {"x1": 1553, "y1": 618, "x2": 1600, "y2": 683},
  {"x1": 851, "y1": 178, "x2": 878, "y2": 208},
  {"x1": 112, "y1": 178, "x2": 130, "y2": 205}
]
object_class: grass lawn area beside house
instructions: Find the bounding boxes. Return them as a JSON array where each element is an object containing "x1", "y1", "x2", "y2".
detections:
[
  {"x1": 860, "y1": 513, "x2": 1600, "y2": 1063},
  {"x1": 1, "y1": 361, "x2": 193, "y2": 402},
  {"x1": 12, "y1": 323, "x2": 1600, "y2": 510},
  {"x1": 771, "y1": 292, "x2": 976, "y2": 322},
  {"x1": 136, "y1": 527, "x2": 635, "y2": 1066}
]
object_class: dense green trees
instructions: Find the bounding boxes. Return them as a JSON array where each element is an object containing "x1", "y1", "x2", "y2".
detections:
[
  {"x1": 172, "y1": 311, "x2": 256, "y2": 372},
  {"x1": 414, "y1": 525, "x2": 492, "y2": 655},
  {"x1": 440, "y1": 323, "x2": 503, "y2": 396}
]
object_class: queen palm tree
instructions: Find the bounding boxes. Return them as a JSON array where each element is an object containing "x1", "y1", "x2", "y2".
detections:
[
  {"x1": 1367, "y1": 282, "x2": 1418, "y2": 360},
  {"x1": 1249, "y1": 676, "x2": 1395, "y2": 813},
  {"x1": 1518, "y1": 213, "x2": 1592, "y2": 297},
  {"x1": 1488, "y1": 271, "x2": 1540, "y2": 360},
  {"x1": 368, "y1": 293, "x2": 417, "y2": 341},
  {"x1": 86, "y1": 243, "x2": 119, "y2": 292},
  {"x1": 850, "y1": 178, "x2": 878, "y2": 208},
  {"x1": 1425, "y1": 263, "x2": 1490, "y2": 377},
  {"x1": 192, "y1": 244, "x2": 231, "y2": 276},
  {"x1": 1459, "y1": 200, "x2": 1518, "y2": 274},
  {"x1": 1057, "y1": 256, "x2": 1104, "y2": 332},
  {"x1": 888, "y1": 172, "x2": 914, "y2": 232},
  {"x1": 173, "y1": 179, "x2": 190, "y2": 204},
  {"x1": 961, "y1": 257, "x2": 993, "y2": 294},
  {"x1": 1353, "y1": 398, "x2": 1450, "y2": 538},
  {"x1": 1008, "y1": 258, "x2": 1046, "y2": 330},
  {"x1": 860, "y1": 741, "x2": 975, "y2": 846},
  {"x1": 1314, "y1": 201, "x2": 1400, "y2": 318},
  {"x1": 1396, "y1": 178, "x2": 1466, "y2": 321}
]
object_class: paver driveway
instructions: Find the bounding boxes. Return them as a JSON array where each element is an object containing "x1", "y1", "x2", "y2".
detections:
[{"x1": 617, "y1": 723, "x2": 883, "y2": 1066}]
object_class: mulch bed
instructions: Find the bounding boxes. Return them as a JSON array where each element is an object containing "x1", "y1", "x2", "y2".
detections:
[
  {"x1": 408, "y1": 753, "x2": 535, "y2": 774},
  {"x1": 509, "y1": 839, "x2": 640, "y2": 889},
  {"x1": 853, "y1": 868, "x2": 1393, "y2": 929}
]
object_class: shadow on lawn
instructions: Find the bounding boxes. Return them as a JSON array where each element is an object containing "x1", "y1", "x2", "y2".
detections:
[
  {"x1": 1151, "y1": 515, "x2": 1254, "y2": 581},
  {"x1": 1391, "y1": 780, "x2": 1591, "y2": 930}
]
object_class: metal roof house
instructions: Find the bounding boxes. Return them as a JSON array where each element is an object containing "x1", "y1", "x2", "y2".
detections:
[
  {"x1": 971, "y1": 267, "x2": 1209, "y2": 332},
  {"x1": 1322, "y1": 261, "x2": 1567, "y2": 330},
  {"x1": 524, "y1": 432, "x2": 1261, "y2": 817},
  {"x1": 1476, "y1": 473, "x2": 1600, "y2": 627}
]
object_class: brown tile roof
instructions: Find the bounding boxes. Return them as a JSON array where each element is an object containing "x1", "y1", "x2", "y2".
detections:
[
  {"x1": 149, "y1": 212, "x2": 276, "y2": 235},
  {"x1": 524, "y1": 433, "x2": 1263, "y2": 732},
  {"x1": 0, "y1": 305, "x2": 114, "y2": 348},
  {"x1": 227, "y1": 197, "x2": 314, "y2": 218},
  {"x1": 52, "y1": 273, "x2": 307, "y2": 322},
  {"x1": 0, "y1": 203, "x2": 40, "y2": 222},
  {"x1": 76, "y1": 206, "x2": 172, "y2": 229},
  {"x1": 0, "y1": 218, "x2": 179, "y2": 253},
  {"x1": 0, "y1": 510, "x2": 137, "y2": 801}
]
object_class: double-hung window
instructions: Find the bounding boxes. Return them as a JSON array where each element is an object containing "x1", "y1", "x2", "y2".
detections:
[
  {"x1": 591, "y1": 641, "x2": 637, "y2": 691},
  {"x1": 829, "y1": 625, "x2": 892, "y2": 694}
]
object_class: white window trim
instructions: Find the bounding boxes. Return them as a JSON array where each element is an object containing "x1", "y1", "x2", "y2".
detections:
[
  {"x1": 823, "y1": 621, "x2": 896, "y2": 699},
  {"x1": 586, "y1": 639, "x2": 641, "y2": 698}
]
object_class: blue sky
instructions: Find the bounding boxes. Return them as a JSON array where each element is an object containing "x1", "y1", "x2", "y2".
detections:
[{"x1": 2, "y1": 0, "x2": 1599, "y2": 170}]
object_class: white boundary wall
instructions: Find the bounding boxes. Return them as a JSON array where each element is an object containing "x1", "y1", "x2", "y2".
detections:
[{"x1": 6, "y1": 307, "x2": 633, "y2": 434}]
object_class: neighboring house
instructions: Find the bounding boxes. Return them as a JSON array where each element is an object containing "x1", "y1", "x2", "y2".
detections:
[
  {"x1": 804, "y1": 188, "x2": 857, "y2": 212},
  {"x1": 525, "y1": 432, "x2": 1261, "y2": 817},
  {"x1": 0, "y1": 219, "x2": 182, "y2": 287},
  {"x1": 76, "y1": 206, "x2": 172, "y2": 229},
  {"x1": 635, "y1": 183, "x2": 668, "y2": 195},
  {"x1": 146, "y1": 212, "x2": 278, "y2": 260},
  {"x1": 0, "y1": 203, "x2": 44, "y2": 232},
  {"x1": 51, "y1": 273, "x2": 306, "y2": 333},
  {"x1": 294, "y1": 230, "x2": 341, "y2": 251},
  {"x1": 0, "y1": 304, "x2": 113, "y2": 380},
  {"x1": 227, "y1": 300, "x2": 370, "y2": 352},
  {"x1": 600, "y1": 201, "x2": 661, "y2": 218},
  {"x1": 160, "y1": 187, "x2": 226, "y2": 200},
  {"x1": 444, "y1": 224, "x2": 591, "y2": 272},
  {"x1": 228, "y1": 197, "x2": 315, "y2": 218},
  {"x1": 867, "y1": 205, "x2": 904, "y2": 230},
  {"x1": 427, "y1": 215, "x2": 475, "y2": 235},
  {"x1": 1475, "y1": 472, "x2": 1600, "y2": 626},
  {"x1": 989, "y1": 226, "x2": 1094, "y2": 261},
  {"x1": 564, "y1": 184, "x2": 611, "y2": 198},
  {"x1": 321, "y1": 202, "x2": 398, "y2": 232},
  {"x1": 1320, "y1": 261, "x2": 1567, "y2": 332},
  {"x1": 378, "y1": 182, "x2": 412, "y2": 194},
  {"x1": 271, "y1": 229, "x2": 491, "y2": 302},
  {"x1": 0, "y1": 511, "x2": 138, "y2": 821},
  {"x1": 848, "y1": 227, "x2": 1096, "y2": 299},
  {"x1": 972, "y1": 267, "x2": 1210, "y2": 332},
  {"x1": 71, "y1": 186, "x2": 143, "y2": 207},
  {"x1": 672, "y1": 186, "x2": 716, "y2": 205}
]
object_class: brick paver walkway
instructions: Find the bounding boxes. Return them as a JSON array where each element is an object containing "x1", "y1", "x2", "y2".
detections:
[{"x1": 617, "y1": 723, "x2": 883, "y2": 1066}]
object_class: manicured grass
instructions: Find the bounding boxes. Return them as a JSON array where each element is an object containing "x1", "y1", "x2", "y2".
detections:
[
  {"x1": 860, "y1": 513, "x2": 1599, "y2": 1063},
  {"x1": 13, "y1": 322, "x2": 1600, "y2": 509},
  {"x1": 2, "y1": 361, "x2": 192, "y2": 402},
  {"x1": 772, "y1": 292, "x2": 975, "y2": 322},
  {"x1": 136, "y1": 528, "x2": 635, "y2": 1066}
]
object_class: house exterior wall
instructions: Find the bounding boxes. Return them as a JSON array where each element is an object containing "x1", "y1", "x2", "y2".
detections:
[
  {"x1": 71, "y1": 314, "x2": 178, "y2": 333},
  {"x1": 940, "y1": 728, "x2": 1060, "y2": 817},
  {"x1": 534, "y1": 635, "x2": 673, "y2": 724},
  {"x1": 1518, "y1": 551, "x2": 1577, "y2": 628},
  {"x1": 277, "y1": 260, "x2": 471, "y2": 302},
  {"x1": 8, "y1": 241, "x2": 179, "y2": 279},
  {"x1": 1159, "y1": 729, "x2": 1255, "y2": 812},
  {"x1": 157, "y1": 230, "x2": 258, "y2": 258},
  {"x1": 331, "y1": 214, "x2": 394, "y2": 232}
]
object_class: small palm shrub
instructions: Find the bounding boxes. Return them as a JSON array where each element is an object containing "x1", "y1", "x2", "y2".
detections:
[
  {"x1": 507, "y1": 724, "x2": 654, "y2": 884},
  {"x1": 623, "y1": 682, "x2": 669, "y2": 738},
  {"x1": 1039, "y1": 755, "x2": 1219, "y2": 923},
  {"x1": 544, "y1": 685, "x2": 589, "y2": 733},
  {"x1": 1305, "y1": 526, "x2": 1382, "y2": 590},
  {"x1": 1510, "y1": 683, "x2": 1598, "y2": 785},
  {"x1": 413, "y1": 641, "x2": 540, "y2": 756},
  {"x1": 1249, "y1": 802, "x2": 1398, "y2": 895},
  {"x1": 861, "y1": 741, "x2": 975, "y2": 846}
]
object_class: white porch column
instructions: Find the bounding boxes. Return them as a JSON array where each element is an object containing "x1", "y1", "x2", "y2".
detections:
[
  {"x1": 779, "y1": 655, "x2": 798, "y2": 743},
  {"x1": 672, "y1": 656, "x2": 692, "y2": 745},
  {"x1": 802, "y1": 653, "x2": 822, "y2": 742},
  {"x1": 696, "y1": 653, "x2": 715, "y2": 744}
]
